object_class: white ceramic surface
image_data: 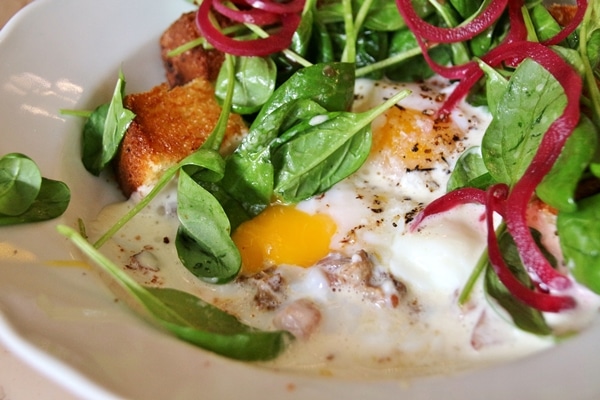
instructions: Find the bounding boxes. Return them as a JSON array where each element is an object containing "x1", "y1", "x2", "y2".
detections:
[{"x1": 0, "y1": 1, "x2": 599, "y2": 399}]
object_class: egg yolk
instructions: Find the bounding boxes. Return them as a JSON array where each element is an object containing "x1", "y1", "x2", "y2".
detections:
[
  {"x1": 370, "y1": 106, "x2": 464, "y2": 170},
  {"x1": 232, "y1": 204, "x2": 337, "y2": 276}
]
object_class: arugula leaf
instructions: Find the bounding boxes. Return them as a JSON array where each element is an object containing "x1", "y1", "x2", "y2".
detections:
[
  {"x1": 81, "y1": 71, "x2": 135, "y2": 176},
  {"x1": 58, "y1": 225, "x2": 291, "y2": 361},
  {"x1": 557, "y1": 193, "x2": 600, "y2": 294},
  {"x1": 481, "y1": 58, "x2": 567, "y2": 186}
]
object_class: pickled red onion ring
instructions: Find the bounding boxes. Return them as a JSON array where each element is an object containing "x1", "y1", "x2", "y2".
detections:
[
  {"x1": 212, "y1": 0, "x2": 280, "y2": 25},
  {"x1": 395, "y1": 0, "x2": 508, "y2": 43},
  {"x1": 196, "y1": 0, "x2": 302, "y2": 57},
  {"x1": 485, "y1": 185, "x2": 576, "y2": 312},
  {"x1": 244, "y1": 0, "x2": 305, "y2": 14}
]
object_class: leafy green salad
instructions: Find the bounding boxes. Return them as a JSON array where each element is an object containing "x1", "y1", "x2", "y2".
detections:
[{"x1": 2, "y1": 0, "x2": 600, "y2": 362}]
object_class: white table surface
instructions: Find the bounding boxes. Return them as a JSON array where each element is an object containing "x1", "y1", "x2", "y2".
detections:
[{"x1": 0, "y1": 2, "x2": 82, "y2": 398}]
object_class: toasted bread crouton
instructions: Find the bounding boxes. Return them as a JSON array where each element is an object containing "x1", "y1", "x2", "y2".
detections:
[
  {"x1": 114, "y1": 78, "x2": 247, "y2": 197},
  {"x1": 546, "y1": 4, "x2": 577, "y2": 27},
  {"x1": 160, "y1": 11, "x2": 225, "y2": 87}
]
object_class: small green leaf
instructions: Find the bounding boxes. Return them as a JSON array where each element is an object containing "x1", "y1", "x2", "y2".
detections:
[
  {"x1": 176, "y1": 170, "x2": 241, "y2": 283},
  {"x1": 0, "y1": 178, "x2": 70, "y2": 225},
  {"x1": 557, "y1": 193, "x2": 600, "y2": 294},
  {"x1": 447, "y1": 146, "x2": 495, "y2": 191},
  {"x1": 220, "y1": 63, "x2": 356, "y2": 216},
  {"x1": 485, "y1": 229, "x2": 552, "y2": 336},
  {"x1": 147, "y1": 287, "x2": 290, "y2": 361},
  {"x1": 528, "y1": 4, "x2": 562, "y2": 42},
  {"x1": 0, "y1": 153, "x2": 41, "y2": 216},
  {"x1": 537, "y1": 116, "x2": 598, "y2": 212},
  {"x1": 58, "y1": 225, "x2": 291, "y2": 361},
  {"x1": 273, "y1": 113, "x2": 372, "y2": 202},
  {"x1": 81, "y1": 71, "x2": 135, "y2": 176},
  {"x1": 476, "y1": 58, "x2": 508, "y2": 116},
  {"x1": 482, "y1": 58, "x2": 567, "y2": 186},
  {"x1": 215, "y1": 56, "x2": 277, "y2": 115},
  {"x1": 272, "y1": 88, "x2": 409, "y2": 202}
]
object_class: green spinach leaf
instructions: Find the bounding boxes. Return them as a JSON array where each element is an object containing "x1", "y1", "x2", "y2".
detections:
[
  {"x1": 0, "y1": 153, "x2": 41, "y2": 216},
  {"x1": 0, "y1": 153, "x2": 70, "y2": 225},
  {"x1": 273, "y1": 89, "x2": 409, "y2": 202},
  {"x1": 482, "y1": 58, "x2": 567, "y2": 186},
  {"x1": 81, "y1": 71, "x2": 135, "y2": 176},
  {"x1": 215, "y1": 56, "x2": 277, "y2": 115},
  {"x1": 485, "y1": 228, "x2": 552, "y2": 336},
  {"x1": 0, "y1": 178, "x2": 70, "y2": 226},
  {"x1": 447, "y1": 147, "x2": 495, "y2": 191},
  {"x1": 176, "y1": 170, "x2": 241, "y2": 284},
  {"x1": 557, "y1": 193, "x2": 600, "y2": 294},
  {"x1": 58, "y1": 225, "x2": 291, "y2": 361},
  {"x1": 537, "y1": 116, "x2": 598, "y2": 212}
]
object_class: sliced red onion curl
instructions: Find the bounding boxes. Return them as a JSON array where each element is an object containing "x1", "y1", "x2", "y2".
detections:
[
  {"x1": 196, "y1": 0, "x2": 304, "y2": 57},
  {"x1": 400, "y1": 1, "x2": 587, "y2": 311}
]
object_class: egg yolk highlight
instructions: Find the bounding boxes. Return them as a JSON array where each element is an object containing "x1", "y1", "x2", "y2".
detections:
[
  {"x1": 371, "y1": 106, "x2": 464, "y2": 170},
  {"x1": 232, "y1": 204, "x2": 337, "y2": 275}
]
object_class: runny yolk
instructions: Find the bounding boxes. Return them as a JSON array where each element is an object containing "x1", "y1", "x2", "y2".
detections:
[
  {"x1": 370, "y1": 106, "x2": 465, "y2": 170},
  {"x1": 231, "y1": 204, "x2": 337, "y2": 276}
]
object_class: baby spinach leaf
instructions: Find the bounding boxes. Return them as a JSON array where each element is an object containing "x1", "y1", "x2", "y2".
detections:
[
  {"x1": 482, "y1": 58, "x2": 567, "y2": 186},
  {"x1": 385, "y1": 29, "x2": 450, "y2": 81},
  {"x1": 273, "y1": 112, "x2": 372, "y2": 201},
  {"x1": 252, "y1": 62, "x2": 355, "y2": 131},
  {"x1": 146, "y1": 287, "x2": 291, "y2": 360},
  {"x1": 219, "y1": 63, "x2": 356, "y2": 216},
  {"x1": 58, "y1": 225, "x2": 291, "y2": 361},
  {"x1": 176, "y1": 170, "x2": 241, "y2": 283},
  {"x1": 557, "y1": 193, "x2": 600, "y2": 294},
  {"x1": 537, "y1": 116, "x2": 598, "y2": 212},
  {"x1": 528, "y1": 4, "x2": 562, "y2": 42},
  {"x1": 591, "y1": 162, "x2": 600, "y2": 179},
  {"x1": 290, "y1": 5, "x2": 314, "y2": 57},
  {"x1": 477, "y1": 58, "x2": 509, "y2": 116},
  {"x1": 0, "y1": 178, "x2": 70, "y2": 226},
  {"x1": 0, "y1": 153, "x2": 70, "y2": 226},
  {"x1": 447, "y1": 147, "x2": 495, "y2": 191},
  {"x1": 221, "y1": 148, "x2": 274, "y2": 217},
  {"x1": 311, "y1": 8, "x2": 335, "y2": 63},
  {"x1": 215, "y1": 56, "x2": 277, "y2": 115},
  {"x1": 273, "y1": 88, "x2": 409, "y2": 202},
  {"x1": 81, "y1": 71, "x2": 135, "y2": 176},
  {"x1": 448, "y1": 0, "x2": 483, "y2": 19},
  {"x1": 0, "y1": 153, "x2": 41, "y2": 216},
  {"x1": 469, "y1": 24, "x2": 495, "y2": 58},
  {"x1": 485, "y1": 228, "x2": 552, "y2": 336}
]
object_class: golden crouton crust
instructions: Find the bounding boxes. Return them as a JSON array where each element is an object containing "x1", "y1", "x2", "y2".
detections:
[
  {"x1": 547, "y1": 4, "x2": 577, "y2": 27},
  {"x1": 114, "y1": 78, "x2": 247, "y2": 197},
  {"x1": 160, "y1": 11, "x2": 225, "y2": 87}
]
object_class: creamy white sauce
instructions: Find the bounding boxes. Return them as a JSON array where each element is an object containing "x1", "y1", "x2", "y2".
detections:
[{"x1": 89, "y1": 77, "x2": 599, "y2": 379}]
